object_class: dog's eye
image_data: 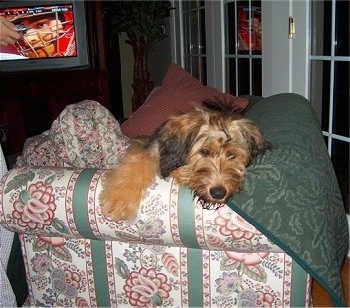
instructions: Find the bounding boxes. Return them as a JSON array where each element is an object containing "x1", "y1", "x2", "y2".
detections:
[
  {"x1": 200, "y1": 148, "x2": 210, "y2": 157},
  {"x1": 228, "y1": 153, "x2": 237, "y2": 160}
]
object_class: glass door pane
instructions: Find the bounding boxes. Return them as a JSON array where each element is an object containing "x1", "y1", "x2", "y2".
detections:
[
  {"x1": 225, "y1": 0, "x2": 262, "y2": 96},
  {"x1": 182, "y1": 1, "x2": 207, "y2": 84}
]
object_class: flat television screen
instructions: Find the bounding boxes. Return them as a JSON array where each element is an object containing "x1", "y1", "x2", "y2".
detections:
[{"x1": 0, "y1": 0, "x2": 89, "y2": 72}]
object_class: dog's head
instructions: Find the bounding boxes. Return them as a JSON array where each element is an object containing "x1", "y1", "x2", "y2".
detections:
[{"x1": 151, "y1": 100, "x2": 271, "y2": 209}]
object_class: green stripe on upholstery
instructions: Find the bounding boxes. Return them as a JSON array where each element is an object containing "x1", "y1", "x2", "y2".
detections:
[
  {"x1": 91, "y1": 240, "x2": 110, "y2": 306},
  {"x1": 187, "y1": 248, "x2": 203, "y2": 307},
  {"x1": 178, "y1": 187, "x2": 200, "y2": 248},
  {"x1": 291, "y1": 259, "x2": 308, "y2": 307},
  {"x1": 73, "y1": 168, "x2": 98, "y2": 239},
  {"x1": 227, "y1": 199, "x2": 318, "y2": 306}
]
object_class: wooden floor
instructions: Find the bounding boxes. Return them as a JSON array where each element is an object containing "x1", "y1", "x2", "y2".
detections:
[{"x1": 311, "y1": 257, "x2": 349, "y2": 307}]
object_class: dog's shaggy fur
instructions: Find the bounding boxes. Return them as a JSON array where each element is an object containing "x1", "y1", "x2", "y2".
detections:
[{"x1": 99, "y1": 100, "x2": 271, "y2": 221}]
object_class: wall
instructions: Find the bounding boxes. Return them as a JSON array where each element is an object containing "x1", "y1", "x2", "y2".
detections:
[{"x1": 119, "y1": 33, "x2": 134, "y2": 118}]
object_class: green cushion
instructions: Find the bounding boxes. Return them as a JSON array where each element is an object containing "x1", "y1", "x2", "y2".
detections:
[{"x1": 228, "y1": 93, "x2": 349, "y2": 306}]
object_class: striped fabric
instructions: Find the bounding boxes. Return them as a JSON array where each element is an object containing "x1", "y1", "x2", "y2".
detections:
[{"x1": 0, "y1": 166, "x2": 311, "y2": 307}]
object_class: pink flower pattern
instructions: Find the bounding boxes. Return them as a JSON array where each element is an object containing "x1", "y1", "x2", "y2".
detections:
[
  {"x1": 12, "y1": 181, "x2": 56, "y2": 230},
  {"x1": 215, "y1": 207, "x2": 262, "y2": 240},
  {"x1": 64, "y1": 268, "x2": 82, "y2": 290},
  {"x1": 225, "y1": 251, "x2": 269, "y2": 266},
  {"x1": 37, "y1": 236, "x2": 67, "y2": 247},
  {"x1": 239, "y1": 289, "x2": 275, "y2": 308},
  {"x1": 256, "y1": 291, "x2": 275, "y2": 307},
  {"x1": 124, "y1": 267, "x2": 172, "y2": 307}
]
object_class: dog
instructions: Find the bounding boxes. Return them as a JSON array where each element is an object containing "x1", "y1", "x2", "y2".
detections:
[{"x1": 99, "y1": 99, "x2": 271, "y2": 221}]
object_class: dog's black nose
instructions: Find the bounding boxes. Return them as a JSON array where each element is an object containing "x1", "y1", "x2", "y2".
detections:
[{"x1": 209, "y1": 186, "x2": 227, "y2": 200}]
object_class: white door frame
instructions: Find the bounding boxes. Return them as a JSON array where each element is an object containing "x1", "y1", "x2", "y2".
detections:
[{"x1": 170, "y1": 0, "x2": 310, "y2": 98}]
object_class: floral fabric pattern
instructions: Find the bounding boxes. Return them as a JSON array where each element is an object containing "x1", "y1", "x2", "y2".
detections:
[
  {"x1": 0, "y1": 95, "x2": 325, "y2": 307},
  {"x1": 15, "y1": 131, "x2": 60, "y2": 167},
  {"x1": 16, "y1": 100, "x2": 130, "y2": 168},
  {"x1": 12, "y1": 180, "x2": 57, "y2": 230},
  {"x1": 0, "y1": 167, "x2": 311, "y2": 307}
]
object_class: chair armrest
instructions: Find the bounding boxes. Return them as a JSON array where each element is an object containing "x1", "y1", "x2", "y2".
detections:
[{"x1": 0, "y1": 166, "x2": 281, "y2": 252}]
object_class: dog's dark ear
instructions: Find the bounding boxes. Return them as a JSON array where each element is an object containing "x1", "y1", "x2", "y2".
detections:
[
  {"x1": 150, "y1": 117, "x2": 201, "y2": 178},
  {"x1": 239, "y1": 119, "x2": 271, "y2": 160},
  {"x1": 202, "y1": 98, "x2": 244, "y2": 115},
  {"x1": 158, "y1": 129, "x2": 199, "y2": 178}
]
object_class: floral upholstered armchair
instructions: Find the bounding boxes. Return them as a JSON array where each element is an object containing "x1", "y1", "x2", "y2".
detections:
[
  {"x1": 0, "y1": 165, "x2": 310, "y2": 307},
  {"x1": 0, "y1": 65, "x2": 348, "y2": 307}
]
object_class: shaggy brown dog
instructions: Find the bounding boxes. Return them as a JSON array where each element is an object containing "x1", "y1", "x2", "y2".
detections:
[{"x1": 99, "y1": 100, "x2": 271, "y2": 221}]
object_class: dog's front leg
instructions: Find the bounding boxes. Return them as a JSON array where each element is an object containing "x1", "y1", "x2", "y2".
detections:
[{"x1": 99, "y1": 151, "x2": 158, "y2": 221}]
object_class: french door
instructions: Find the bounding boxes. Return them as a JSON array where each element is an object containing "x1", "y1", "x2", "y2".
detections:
[
  {"x1": 170, "y1": 0, "x2": 349, "y2": 212},
  {"x1": 310, "y1": 0, "x2": 349, "y2": 213}
]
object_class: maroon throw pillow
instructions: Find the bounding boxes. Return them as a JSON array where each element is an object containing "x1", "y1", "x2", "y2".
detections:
[{"x1": 121, "y1": 64, "x2": 249, "y2": 138}]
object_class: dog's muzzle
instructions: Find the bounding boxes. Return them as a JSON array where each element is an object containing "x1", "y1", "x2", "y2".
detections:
[{"x1": 209, "y1": 186, "x2": 227, "y2": 200}]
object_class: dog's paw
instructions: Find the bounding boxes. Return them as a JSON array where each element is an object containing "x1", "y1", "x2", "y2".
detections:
[
  {"x1": 99, "y1": 177, "x2": 141, "y2": 221},
  {"x1": 99, "y1": 148, "x2": 158, "y2": 222},
  {"x1": 100, "y1": 198, "x2": 139, "y2": 221}
]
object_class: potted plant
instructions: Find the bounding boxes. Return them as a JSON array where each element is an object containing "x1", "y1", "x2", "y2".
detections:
[{"x1": 104, "y1": 1, "x2": 173, "y2": 111}]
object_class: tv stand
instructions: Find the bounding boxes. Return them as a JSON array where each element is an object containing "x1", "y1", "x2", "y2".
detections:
[{"x1": 0, "y1": 1, "x2": 122, "y2": 156}]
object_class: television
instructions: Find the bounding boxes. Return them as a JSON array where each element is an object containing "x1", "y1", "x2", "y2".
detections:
[{"x1": 0, "y1": 0, "x2": 90, "y2": 72}]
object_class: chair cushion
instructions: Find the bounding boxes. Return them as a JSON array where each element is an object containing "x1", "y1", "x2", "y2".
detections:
[{"x1": 121, "y1": 64, "x2": 249, "y2": 138}]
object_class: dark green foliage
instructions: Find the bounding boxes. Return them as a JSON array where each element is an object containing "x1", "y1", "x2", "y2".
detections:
[
  {"x1": 104, "y1": 1, "x2": 173, "y2": 47},
  {"x1": 103, "y1": 1, "x2": 173, "y2": 111}
]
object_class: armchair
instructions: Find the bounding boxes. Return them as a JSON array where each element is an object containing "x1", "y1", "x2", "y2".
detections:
[
  {"x1": 1, "y1": 165, "x2": 310, "y2": 307},
  {"x1": 0, "y1": 64, "x2": 348, "y2": 307}
]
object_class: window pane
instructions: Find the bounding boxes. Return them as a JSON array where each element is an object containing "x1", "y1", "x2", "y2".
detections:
[
  {"x1": 190, "y1": 11, "x2": 200, "y2": 54},
  {"x1": 226, "y1": 56, "x2": 261, "y2": 96},
  {"x1": 310, "y1": 60, "x2": 331, "y2": 131},
  {"x1": 225, "y1": 0, "x2": 261, "y2": 97},
  {"x1": 201, "y1": 56, "x2": 207, "y2": 85},
  {"x1": 333, "y1": 61, "x2": 349, "y2": 137},
  {"x1": 184, "y1": 56, "x2": 207, "y2": 85},
  {"x1": 183, "y1": 1, "x2": 205, "y2": 11},
  {"x1": 310, "y1": 60, "x2": 324, "y2": 125},
  {"x1": 183, "y1": 12, "x2": 191, "y2": 55},
  {"x1": 226, "y1": 2, "x2": 237, "y2": 54},
  {"x1": 320, "y1": 60, "x2": 331, "y2": 132},
  {"x1": 227, "y1": 58, "x2": 237, "y2": 95},
  {"x1": 199, "y1": 7, "x2": 206, "y2": 54},
  {"x1": 312, "y1": 0, "x2": 349, "y2": 57},
  {"x1": 226, "y1": 1, "x2": 262, "y2": 55},
  {"x1": 311, "y1": 0, "x2": 332, "y2": 56},
  {"x1": 182, "y1": 1, "x2": 206, "y2": 82},
  {"x1": 331, "y1": 139, "x2": 349, "y2": 213},
  {"x1": 183, "y1": 8, "x2": 205, "y2": 55},
  {"x1": 237, "y1": 1, "x2": 261, "y2": 54},
  {"x1": 335, "y1": 0, "x2": 349, "y2": 56},
  {"x1": 251, "y1": 59, "x2": 262, "y2": 96},
  {"x1": 190, "y1": 56, "x2": 200, "y2": 80},
  {"x1": 237, "y1": 58, "x2": 250, "y2": 95}
]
